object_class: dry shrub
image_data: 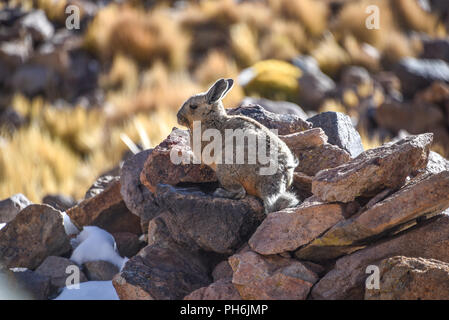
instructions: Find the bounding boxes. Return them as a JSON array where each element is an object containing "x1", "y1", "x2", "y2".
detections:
[
  {"x1": 381, "y1": 31, "x2": 417, "y2": 66},
  {"x1": 106, "y1": 62, "x2": 202, "y2": 121},
  {"x1": 260, "y1": 20, "x2": 306, "y2": 61},
  {"x1": 311, "y1": 33, "x2": 350, "y2": 76},
  {"x1": 391, "y1": 0, "x2": 438, "y2": 34},
  {"x1": 336, "y1": 0, "x2": 393, "y2": 49},
  {"x1": 85, "y1": 4, "x2": 189, "y2": 69},
  {"x1": 230, "y1": 23, "x2": 260, "y2": 67},
  {"x1": 343, "y1": 36, "x2": 381, "y2": 72},
  {"x1": 100, "y1": 54, "x2": 139, "y2": 93}
]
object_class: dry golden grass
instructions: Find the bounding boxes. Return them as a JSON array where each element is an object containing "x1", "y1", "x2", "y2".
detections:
[
  {"x1": 85, "y1": 4, "x2": 190, "y2": 69},
  {"x1": 391, "y1": 0, "x2": 438, "y2": 35},
  {"x1": 1, "y1": 94, "x2": 177, "y2": 202},
  {"x1": 269, "y1": 0, "x2": 329, "y2": 37},
  {"x1": 311, "y1": 33, "x2": 351, "y2": 76}
]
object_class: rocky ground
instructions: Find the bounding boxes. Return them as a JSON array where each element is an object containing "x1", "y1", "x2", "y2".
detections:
[{"x1": 1, "y1": 105, "x2": 449, "y2": 300}]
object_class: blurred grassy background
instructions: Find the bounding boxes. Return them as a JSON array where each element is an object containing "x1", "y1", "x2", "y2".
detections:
[{"x1": 0, "y1": 0, "x2": 446, "y2": 202}]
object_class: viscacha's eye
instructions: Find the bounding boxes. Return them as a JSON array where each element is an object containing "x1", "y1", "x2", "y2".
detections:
[{"x1": 190, "y1": 104, "x2": 198, "y2": 110}]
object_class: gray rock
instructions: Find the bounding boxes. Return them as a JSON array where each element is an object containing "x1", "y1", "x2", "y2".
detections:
[
  {"x1": 307, "y1": 111, "x2": 364, "y2": 157},
  {"x1": 394, "y1": 58, "x2": 449, "y2": 98},
  {"x1": 7, "y1": 269, "x2": 53, "y2": 300},
  {"x1": 155, "y1": 184, "x2": 265, "y2": 254},
  {"x1": 239, "y1": 97, "x2": 308, "y2": 119},
  {"x1": 42, "y1": 194, "x2": 77, "y2": 212},
  {"x1": 83, "y1": 260, "x2": 119, "y2": 281},
  {"x1": 0, "y1": 193, "x2": 31, "y2": 224},
  {"x1": 35, "y1": 256, "x2": 87, "y2": 289},
  {"x1": 120, "y1": 149, "x2": 163, "y2": 233},
  {"x1": 0, "y1": 204, "x2": 71, "y2": 269}
]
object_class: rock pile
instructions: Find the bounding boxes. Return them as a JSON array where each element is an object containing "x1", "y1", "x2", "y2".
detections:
[{"x1": 1, "y1": 105, "x2": 449, "y2": 300}]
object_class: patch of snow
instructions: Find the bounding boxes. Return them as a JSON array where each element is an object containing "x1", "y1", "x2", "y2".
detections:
[
  {"x1": 70, "y1": 226, "x2": 127, "y2": 270},
  {"x1": 54, "y1": 281, "x2": 119, "y2": 300},
  {"x1": 0, "y1": 223, "x2": 5, "y2": 230},
  {"x1": 60, "y1": 211, "x2": 79, "y2": 235},
  {"x1": 238, "y1": 67, "x2": 256, "y2": 86}
]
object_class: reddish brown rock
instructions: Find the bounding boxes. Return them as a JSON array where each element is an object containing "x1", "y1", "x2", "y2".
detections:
[
  {"x1": 66, "y1": 177, "x2": 141, "y2": 235},
  {"x1": 227, "y1": 104, "x2": 312, "y2": 135},
  {"x1": 311, "y1": 214, "x2": 449, "y2": 300},
  {"x1": 294, "y1": 144, "x2": 351, "y2": 177},
  {"x1": 83, "y1": 260, "x2": 119, "y2": 281},
  {"x1": 113, "y1": 232, "x2": 143, "y2": 258},
  {"x1": 184, "y1": 279, "x2": 241, "y2": 300},
  {"x1": 212, "y1": 260, "x2": 234, "y2": 282},
  {"x1": 365, "y1": 256, "x2": 449, "y2": 300},
  {"x1": 297, "y1": 171, "x2": 449, "y2": 261},
  {"x1": 228, "y1": 251, "x2": 318, "y2": 300},
  {"x1": 312, "y1": 134, "x2": 433, "y2": 203},
  {"x1": 280, "y1": 128, "x2": 327, "y2": 150},
  {"x1": 280, "y1": 128, "x2": 351, "y2": 177},
  {"x1": 376, "y1": 101, "x2": 445, "y2": 134},
  {"x1": 113, "y1": 218, "x2": 211, "y2": 300},
  {"x1": 0, "y1": 193, "x2": 31, "y2": 224},
  {"x1": 292, "y1": 172, "x2": 313, "y2": 200},
  {"x1": 0, "y1": 204, "x2": 71, "y2": 269},
  {"x1": 248, "y1": 197, "x2": 346, "y2": 255},
  {"x1": 140, "y1": 128, "x2": 217, "y2": 194}
]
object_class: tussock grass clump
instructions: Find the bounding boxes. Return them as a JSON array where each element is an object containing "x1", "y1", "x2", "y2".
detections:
[{"x1": 85, "y1": 4, "x2": 190, "y2": 69}]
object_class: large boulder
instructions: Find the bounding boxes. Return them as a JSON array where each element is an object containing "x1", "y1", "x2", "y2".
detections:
[
  {"x1": 120, "y1": 149, "x2": 163, "y2": 233},
  {"x1": 113, "y1": 218, "x2": 211, "y2": 300},
  {"x1": 311, "y1": 214, "x2": 449, "y2": 300},
  {"x1": 140, "y1": 129, "x2": 217, "y2": 193},
  {"x1": 155, "y1": 184, "x2": 265, "y2": 254},
  {"x1": 228, "y1": 250, "x2": 318, "y2": 300},
  {"x1": 0, "y1": 204, "x2": 71, "y2": 269},
  {"x1": 307, "y1": 112, "x2": 364, "y2": 157},
  {"x1": 112, "y1": 232, "x2": 143, "y2": 258},
  {"x1": 365, "y1": 256, "x2": 449, "y2": 300},
  {"x1": 297, "y1": 170, "x2": 449, "y2": 261},
  {"x1": 83, "y1": 260, "x2": 119, "y2": 281},
  {"x1": 312, "y1": 134, "x2": 433, "y2": 203},
  {"x1": 0, "y1": 193, "x2": 31, "y2": 224},
  {"x1": 248, "y1": 197, "x2": 347, "y2": 255},
  {"x1": 227, "y1": 104, "x2": 312, "y2": 135},
  {"x1": 67, "y1": 176, "x2": 141, "y2": 235}
]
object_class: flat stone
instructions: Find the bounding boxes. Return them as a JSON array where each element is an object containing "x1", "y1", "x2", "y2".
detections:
[
  {"x1": 297, "y1": 171, "x2": 449, "y2": 261},
  {"x1": 229, "y1": 250, "x2": 318, "y2": 300},
  {"x1": 140, "y1": 128, "x2": 217, "y2": 193},
  {"x1": 365, "y1": 256, "x2": 449, "y2": 300},
  {"x1": 312, "y1": 134, "x2": 433, "y2": 203},
  {"x1": 0, "y1": 204, "x2": 71, "y2": 269},
  {"x1": 307, "y1": 111, "x2": 364, "y2": 157},
  {"x1": 311, "y1": 214, "x2": 449, "y2": 300},
  {"x1": 83, "y1": 260, "x2": 119, "y2": 281},
  {"x1": 249, "y1": 197, "x2": 346, "y2": 255}
]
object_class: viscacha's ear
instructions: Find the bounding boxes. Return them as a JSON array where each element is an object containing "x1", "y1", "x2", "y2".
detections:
[{"x1": 206, "y1": 78, "x2": 234, "y2": 104}]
